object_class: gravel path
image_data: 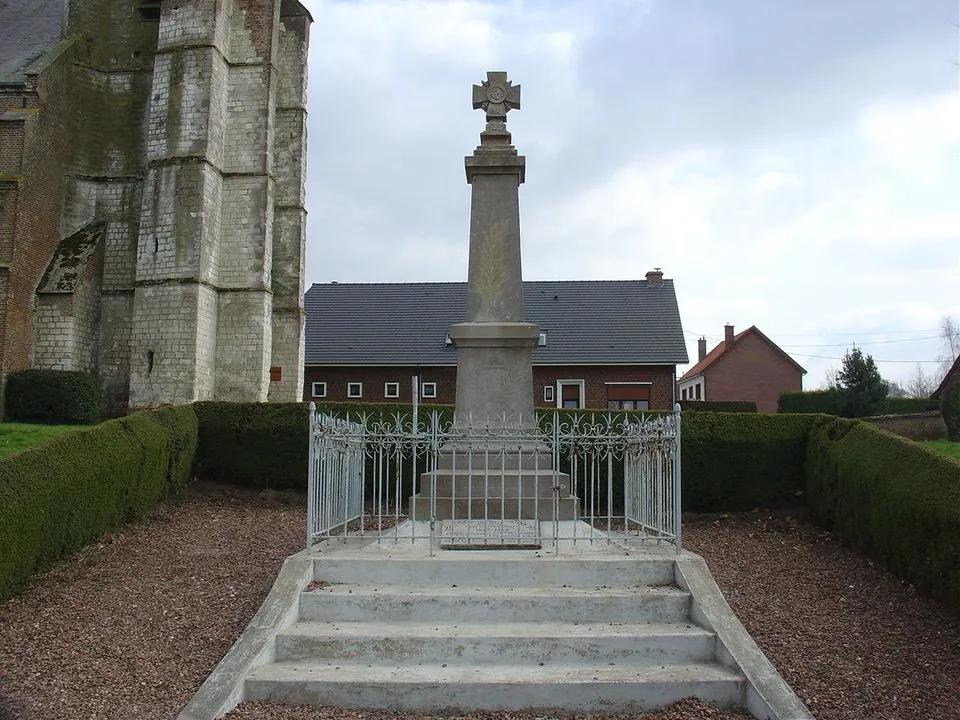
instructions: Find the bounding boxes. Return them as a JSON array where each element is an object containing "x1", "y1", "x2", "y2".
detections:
[{"x1": 1, "y1": 484, "x2": 958, "y2": 720}]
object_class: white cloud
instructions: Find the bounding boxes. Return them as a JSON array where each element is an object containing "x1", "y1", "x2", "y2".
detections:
[
  {"x1": 860, "y1": 92, "x2": 960, "y2": 180},
  {"x1": 299, "y1": 0, "x2": 958, "y2": 389}
]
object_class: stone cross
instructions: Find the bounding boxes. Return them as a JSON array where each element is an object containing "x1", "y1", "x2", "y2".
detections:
[{"x1": 472, "y1": 71, "x2": 521, "y2": 122}]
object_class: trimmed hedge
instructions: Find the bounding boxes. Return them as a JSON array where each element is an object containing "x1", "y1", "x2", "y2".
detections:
[
  {"x1": 806, "y1": 418, "x2": 960, "y2": 611},
  {"x1": 0, "y1": 405, "x2": 197, "y2": 601},
  {"x1": 779, "y1": 390, "x2": 837, "y2": 414},
  {"x1": 680, "y1": 412, "x2": 820, "y2": 511},
  {"x1": 880, "y1": 397, "x2": 939, "y2": 414},
  {"x1": 679, "y1": 400, "x2": 757, "y2": 413},
  {"x1": 781, "y1": 390, "x2": 937, "y2": 417},
  {"x1": 197, "y1": 402, "x2": 809, "y2": 512},
  {"x1": 193, "y1": 402, "x2": 310, "y2": 489},
  {"x1": 5, "y1": 369, "x2": 99, "y2": 424}
]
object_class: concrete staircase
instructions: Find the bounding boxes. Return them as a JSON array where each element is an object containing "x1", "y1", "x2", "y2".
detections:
[{"x1": 243, "y1": 553, "x2": 746, "y2": 712}]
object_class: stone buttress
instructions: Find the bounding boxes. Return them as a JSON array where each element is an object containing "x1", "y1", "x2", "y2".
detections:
[{"x1": 129, "y1": 0, "x2": 309, "y2": 407}]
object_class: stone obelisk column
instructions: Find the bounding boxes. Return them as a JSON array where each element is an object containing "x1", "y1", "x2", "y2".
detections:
[{"x1": 448, "y1": 71, "x2": 539, "y2": 428}]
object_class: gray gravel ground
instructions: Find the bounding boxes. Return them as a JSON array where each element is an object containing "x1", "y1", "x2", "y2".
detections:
[{"x1": 1, "y1": 483, "x2": 958, "y2": 720}]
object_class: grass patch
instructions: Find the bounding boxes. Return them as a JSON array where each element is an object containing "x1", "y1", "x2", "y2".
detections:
[
  {"x1": 923, "y1": 440, "x2": 960, "y2": 462},
  {"x1": 0, "y1": 422, "x2": 87, "y2": 459}
]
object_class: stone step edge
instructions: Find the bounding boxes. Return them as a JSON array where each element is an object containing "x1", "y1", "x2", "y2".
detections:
[
  {"x1": 247, "y1": 660, "x2": 745, "y2": 684},
  {"x1": 278, "y1": 619, "x2": 710, "y2": 639},
  {"x1": 302, "y1": 584, "x2": 687, "y2": 597}
]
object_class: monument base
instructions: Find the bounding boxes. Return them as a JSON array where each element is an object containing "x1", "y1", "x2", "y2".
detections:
[
  {"x1": 411, "y1": 467, "x2": 577, "y2": 521},
  {"x1": 448, "y1": 321, "x2": 539, "y2": 428}
]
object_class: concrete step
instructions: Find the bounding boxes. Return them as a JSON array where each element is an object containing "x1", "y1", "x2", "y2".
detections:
[
  {"x1": 274, "y1": 620, "x2": 716, "y2": 665},
  {"x1": 309, "y1": 556, "x2": 677, "y2": 587},
  {"x1": 410, "y1": 496, "x2": 579, "y2": 520},
  {"x1": 244, "y1": 660, "x2": 745, "y2": 712},
  {"x1": 298, "y1": 584, "x2": 691, "y2": 623}
]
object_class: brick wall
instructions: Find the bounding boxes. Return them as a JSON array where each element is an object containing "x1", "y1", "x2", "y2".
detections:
[
  {"x1": 304, "y1": 366, "x2": 459, "y2": 404},
  {"x1": 698, "y1": 332, "x2": 802, "y2": 413},
  {"x1": 0, "y1": 47, "x2": 73, "y2": 415},
  {"x1": 303, "y1": 365, "x2": 678, "y2": 411},
  {"x1": 533, "y1": 365, "x2": 677, "y2": 410},
  {"x1": 863, "y1": 411, "x2": 947, "y2": 442}
]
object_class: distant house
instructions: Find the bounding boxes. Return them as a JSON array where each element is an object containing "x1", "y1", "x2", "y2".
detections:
[
  {"x1": 302, "y1": 271, "x2": 689, "y2": 411},
  {"x1": 932, "y1": 354, "x2": 960, "y2": 400},
  {"x1": 677, "y1": 324, "x2": 805, "y2": 413}
]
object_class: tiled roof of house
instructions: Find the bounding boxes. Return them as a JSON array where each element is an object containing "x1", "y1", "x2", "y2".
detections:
[
  {"x1": 0, "y1": 0, "x2": 64, "y2": 85},
  {"x1": 304, "y1": 280, "x2": 688, "y2": 366},
  {"x1": 679, "y1": 325, "x2": 805, "y2": 381}
]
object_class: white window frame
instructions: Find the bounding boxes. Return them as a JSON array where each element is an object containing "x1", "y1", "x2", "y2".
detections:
[
  {"x1": 538, "y1": 330, "x2": 548, "y2": 346},
  {"x1": 556, "y1": 379, "x2": 585, "y2": 409},
  {"x1": 347, "y1": 382, "x2": 363, "y2": 399},
  {"x1": 420, "y1": 382, "x2": 437, "y2": 399},
  {"x1": 384, "y1": 382, "x2": 400, "y2": 398},
  {"x1": 543, "y1": 385, "x2": 555, "y2": 403},
  {"x1": 311, "y1": 382, "x2": 327, "y2": 398}
]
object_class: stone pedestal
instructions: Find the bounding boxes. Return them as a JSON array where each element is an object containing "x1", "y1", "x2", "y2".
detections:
[{"x1": 411, "y1": 72, "x2": 576, "y2": 522}]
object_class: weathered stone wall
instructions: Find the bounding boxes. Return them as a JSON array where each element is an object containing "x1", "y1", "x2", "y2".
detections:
[
  {"x1": 269, "y1": 4, "x2": 310, "y2": 401},
  {"x1": 34, "y1": 236, "x2": 104, "y2": 372},
  {"x1": 61, "y1": 0, "x2": 159, "y2": 413},
  {"x1": 3, "y1": 0, "x2": 309, "y2": 414},
  {"x1": 131, "y1": 0, "x2": 223, "y2": 407}
]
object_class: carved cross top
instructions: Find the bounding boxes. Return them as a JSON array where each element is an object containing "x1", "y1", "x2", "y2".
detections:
[{"x1": 472, "y1": 71, "x2": 521, "y2": 121}]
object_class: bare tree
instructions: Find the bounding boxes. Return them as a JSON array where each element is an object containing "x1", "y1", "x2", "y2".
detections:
[
  {"x1": 819, "y1": 365, "x2": 839, "y2": 390},
  {"x1": 938, "y1": 315, "x2": 960, "y2": 376},
  {"x1": 906, "y1": 363, "x2": 936, "y2": 398}
]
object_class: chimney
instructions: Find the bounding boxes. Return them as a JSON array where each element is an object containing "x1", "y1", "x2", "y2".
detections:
[
  {"x1": 724, "y1": 324, "x2": 734, "y2": 345},
  {"x1": 645, "y1": 267, "x2": 663, "y2": 285},
  {"x1": 698, "y1": 336, "x2": 707, "y2": 362}
]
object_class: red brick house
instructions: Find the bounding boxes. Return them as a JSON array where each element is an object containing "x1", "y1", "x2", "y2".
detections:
[
  {"x1": 677, "y1": 325, "x2": 805, "y2": 413},
  {"x1": 303, "y1": 273, "x2": 689, "y2": 411}
]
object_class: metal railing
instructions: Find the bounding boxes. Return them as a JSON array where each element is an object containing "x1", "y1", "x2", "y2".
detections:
[{"x1": 307, "y1": 403, "x2": 682, "y2": 551}]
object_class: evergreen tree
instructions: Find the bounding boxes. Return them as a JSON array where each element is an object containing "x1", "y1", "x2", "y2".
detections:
[{"x1": 834, "y1": 346, "x2": 888, "y2": 417}]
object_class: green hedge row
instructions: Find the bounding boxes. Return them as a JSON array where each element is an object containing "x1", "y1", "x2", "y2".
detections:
[
  {"x1": 194, "y1": 402, "x2": 811, "y2": 512},
  {"x1": 679, "y1": 400, "x2": 757, "y2": 413},
  {"x1": 780, "y1": 390, "x2": 938, "y2": 416},
  {"x1": 880, "y1": 397, "x2": 940, "y2": 414},
  {"x1": 5, "y1": 369, "x2": 100, "y2": 424},
  {"x1": 779, "y1": 390, "x2": 836, "y2": 414},
  {"x1": 681, "y1": 412, "x2": 819, "y2": 511},
  {"x1": 806, "y1": 418, "x2": 960, "y2": 610},
  {"x1": 193, "y1": 402, "x2": 310, "y2": 490},
  {"x1": 0, "y1": 405, "x2": 198, "y2": 601}
]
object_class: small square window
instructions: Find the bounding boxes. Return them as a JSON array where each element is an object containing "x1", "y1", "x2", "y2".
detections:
[
  {"x1": 538, "y1": 331, "x2": 548, "y2": 347},
  {"x1": 543, "y1": 386, "x2": 555, "y2": 403},
  {"x1": 311, "y1": 382, "x2": 327, "y2": 398},
  {"x1": 347, "y1": 382, "x2": 363, "y2": 398},
  {"x1": 421, "y1": 382, "x2": 437, "y2": 399},
  {"x1": 384, "y1": 382, "x2": 399, "y2": 398}
]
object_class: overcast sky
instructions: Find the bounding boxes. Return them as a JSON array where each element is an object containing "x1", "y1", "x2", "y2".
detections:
[{"x1": 298, "y1": 0, "x2": 959, "y2": 390}]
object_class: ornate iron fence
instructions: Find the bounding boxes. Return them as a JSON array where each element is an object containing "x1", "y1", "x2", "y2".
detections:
[{"x1": 307, "y1": 403, "x2": 682, "y2": 551}]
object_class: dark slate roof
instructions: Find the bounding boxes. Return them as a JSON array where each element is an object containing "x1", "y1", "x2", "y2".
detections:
[
  {"x1": 0, "y1": 0, "x2": 65, "y2": 85},
  {"x1": 304, "y1": 280, "x2": 688, "y2": 366}
]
